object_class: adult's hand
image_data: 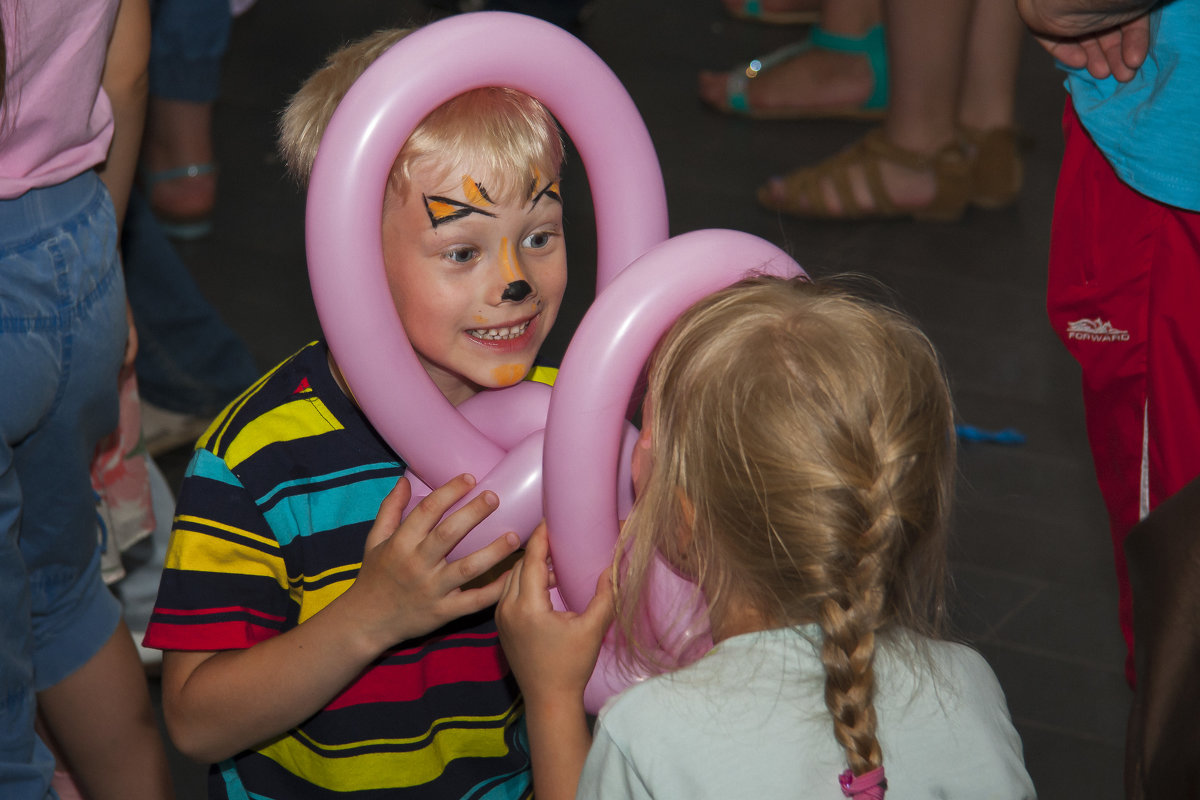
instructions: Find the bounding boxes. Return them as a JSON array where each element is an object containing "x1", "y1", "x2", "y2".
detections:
[{"x1": 1016, "y1": 0, "x2": 1156, "y2": 82}]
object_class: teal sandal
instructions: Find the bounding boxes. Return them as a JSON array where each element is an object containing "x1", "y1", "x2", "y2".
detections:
[
  {"x1": 707, "y1": 24, "x2": 888, "y2": 120},
  {"x1": 725, "y1": 0, "x2": 820, "y2": 25},
  {"x1": 141, "y1": 162, "x2": 217, "y2": 241}
]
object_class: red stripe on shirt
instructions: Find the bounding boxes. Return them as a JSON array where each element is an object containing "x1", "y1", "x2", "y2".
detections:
[
  {"x1": 143, "y1": 620, "x2": 281, "y2": 651},
  {"x1": 327, "y1": 643, "x2": 509, "y2": 710}
]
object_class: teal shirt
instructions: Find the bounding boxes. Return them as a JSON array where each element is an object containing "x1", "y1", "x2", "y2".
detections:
[{"x1": 1064, "y1": 0, "x2": 1200, "y2": 212}]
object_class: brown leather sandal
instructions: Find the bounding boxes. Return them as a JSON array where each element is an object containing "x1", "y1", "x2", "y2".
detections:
[
  {"x1": 757, "y1": 128, "x2": 971, "y2": 222},
  {"x1": 960, "y1": 125, "x2": 1025, "y2": 209}
]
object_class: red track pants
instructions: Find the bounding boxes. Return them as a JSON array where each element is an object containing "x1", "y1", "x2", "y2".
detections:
[{"x1": 1047, "y1": 101, "x2": 1200, "y2": 685}]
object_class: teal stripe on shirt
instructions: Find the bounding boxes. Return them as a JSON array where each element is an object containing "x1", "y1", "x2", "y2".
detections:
[{"x1": 261, "y1": 475, "x2": 396, "y2": 545}]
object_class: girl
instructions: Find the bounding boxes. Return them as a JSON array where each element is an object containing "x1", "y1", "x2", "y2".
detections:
[
  {"x1": 1, "y1": 0, "x2": 175, "y2": 797},
  {"x1": 497, "y1": 276, "x2": 1034, "y2": 798}
]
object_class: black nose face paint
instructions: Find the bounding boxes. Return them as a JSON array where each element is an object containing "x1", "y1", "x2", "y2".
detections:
[{"x1": 501, "y1": 280, "x2": 533, "y2": 302}]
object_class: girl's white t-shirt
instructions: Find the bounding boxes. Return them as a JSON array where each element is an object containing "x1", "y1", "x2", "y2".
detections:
[{"x1": 579, "y1": 626, "x2": 1035, "y2": 799}]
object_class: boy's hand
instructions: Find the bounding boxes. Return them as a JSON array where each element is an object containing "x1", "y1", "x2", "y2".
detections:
[
  {"x1": 349, "y1": 474, "x2": 521, "y2": 651},
  {"x1": 495, "y1": 522, "x2": 614, "y2": 707}
]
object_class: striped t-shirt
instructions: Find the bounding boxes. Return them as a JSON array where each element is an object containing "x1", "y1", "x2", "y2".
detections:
[{"x1": 144, "y1": 341, "x2": 532, "y2": 799}]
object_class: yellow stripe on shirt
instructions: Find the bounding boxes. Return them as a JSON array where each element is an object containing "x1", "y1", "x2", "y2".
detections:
[{"x1": 258, "y1": 703, "x2": 522, "y2": 791}]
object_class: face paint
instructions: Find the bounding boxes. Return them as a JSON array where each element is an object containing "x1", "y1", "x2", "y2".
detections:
[
  {"x1": 501, "y1": 280, "x2": 533, "y2": 302},
  {"x1": 498, "y1": 237, "x2": 528, "y2": 284},
  {"x1": 383, "y1": 161, "x2": 567, "y2": 404},
  {"x1": 460, "y1": 175, "x2": 494, "y2": 207},
  {"x1": 530, "y1": 179, "x2": 561, "y2": 209},
  {"x1": 491, "y1": 363, "x2": 527, "y2": 386},
  {"x1": 424, "y1": 193, "x2": 498, "y2": 228}
]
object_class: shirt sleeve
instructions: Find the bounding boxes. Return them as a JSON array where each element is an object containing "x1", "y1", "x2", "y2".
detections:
[
  {"x1": 143, "y1": 448, "x2": 293, "y2": 651},
  {"x1": 575, "y1": 717, "x2": 655, "y2": 800}
]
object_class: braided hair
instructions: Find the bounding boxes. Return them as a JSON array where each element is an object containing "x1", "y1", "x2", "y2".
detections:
[{"x1": 615, "y1": 275, "x2": 955, "y2": 780}]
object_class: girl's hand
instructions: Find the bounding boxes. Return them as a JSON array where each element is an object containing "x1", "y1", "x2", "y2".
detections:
[{"x1": 496, "y1": 521, "x2": 614, "y2": 707}]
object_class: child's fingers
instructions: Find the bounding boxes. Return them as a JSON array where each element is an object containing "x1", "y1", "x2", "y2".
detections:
[
  {"x1": 580, "y1": 568, "x2": 617, "y2": 633},
  {"x1": 516, "y1": 522, "x2": 551, "y2": 596},
  {"x1": 446, "y1": 527, "x2": 521, "y2": 592},
  {"x1": 447, "y1": 541, "x2": 524, "y2": 617},
  {"x1": 364, "y1": 477, "x2": 411, "y2": 551},
  {"x1": 417, "y1": 488, "x2": 500, "y2": 564},
  {"x1": 405, "y1": 474, "x2": 478, "y2": 533}
]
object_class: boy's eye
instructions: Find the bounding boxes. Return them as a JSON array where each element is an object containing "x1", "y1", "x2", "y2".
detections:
[
  {"x1": 522, "y1": 231, "x2": 552, "y2": 249},
  {"x1": 446, "y1": 247, "x2": 478, "y2": 264}
]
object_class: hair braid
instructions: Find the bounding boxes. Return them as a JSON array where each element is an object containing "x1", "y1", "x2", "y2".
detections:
[
  {"x1": 817, "y1": 443, "x2": 906, "y2": 775},
  {"x1": 616, "y1": 275, "x2": 954, "y2": 786}
]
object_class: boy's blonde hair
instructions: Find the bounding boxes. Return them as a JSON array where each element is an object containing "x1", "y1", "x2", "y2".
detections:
[
  {"x1": 616, "y1": 276, "x2": 955, "y2": 778},
  {"x1": 278, "y1": 27, "x2": 564, "y2": 205}
]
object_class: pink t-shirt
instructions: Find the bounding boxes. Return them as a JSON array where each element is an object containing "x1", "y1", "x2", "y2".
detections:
[{"x1": 0, "y1": 0, "x2": 121, "y2": 199}]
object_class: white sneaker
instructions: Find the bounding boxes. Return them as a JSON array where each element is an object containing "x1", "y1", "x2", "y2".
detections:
[{"x1": 140, "y1": 402, "x2": 212, "y2": 457}]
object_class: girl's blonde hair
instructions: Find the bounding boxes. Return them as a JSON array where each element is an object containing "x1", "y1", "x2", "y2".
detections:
[
  {"x1": 278, "y1": 27, "x2": 565, "y2": 203},
  {"x1": 616, "y1": 276, "x2": 955, "y2": 777}
]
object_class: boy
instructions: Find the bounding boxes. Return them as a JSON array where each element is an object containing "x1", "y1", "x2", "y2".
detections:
[{"x1": 143, "y1": 28, "x2": 567, "y2": 798}]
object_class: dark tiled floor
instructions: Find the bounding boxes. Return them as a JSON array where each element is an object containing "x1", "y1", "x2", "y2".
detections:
[{"x1": 154, "y1": 1, "x2": 1130, "y2": 797}]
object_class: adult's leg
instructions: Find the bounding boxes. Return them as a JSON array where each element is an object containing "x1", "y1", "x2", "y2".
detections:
[
  {"x1": 124, "y1": 187, "x2": 259, "y2": 417},
  {"x1": 142, "y1": 0, "x2": 231, "y2": 229},
  {"x1": 955, "y1": 0, "x2": 1025, "y2": 205},
  {"x1": 759, "y1": 0, "x2": 973, "y2": 217},
  {"x1": 698, "y1": 0, "x2": 885, "y2": 117},
  {"x1": 1046, "y1": 103, "x2": 1153, "y2": 683}
]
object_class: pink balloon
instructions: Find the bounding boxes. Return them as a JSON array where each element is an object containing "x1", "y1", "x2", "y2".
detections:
[
  {"x1": 543, "y1": 229, "x2": 805, "y2": 711},
  {"x1": 305, "y1": 11, "x2": 669, "y2": 545},
  {"x1": 303, "y1": 13, "x2": 808, "y2": 714}
]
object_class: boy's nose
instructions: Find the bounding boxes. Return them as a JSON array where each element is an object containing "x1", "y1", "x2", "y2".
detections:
[{"x1": 501, "y1": 280, "x2": 533, "y2": 302}]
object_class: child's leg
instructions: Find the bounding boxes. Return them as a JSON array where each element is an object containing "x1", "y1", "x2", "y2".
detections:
[
  {"x1": 0, "y1": 514, "x2": 55, "y2": 797},
  {"x1": 37, "y1": 619, "x2": 175, "y2": 800}
]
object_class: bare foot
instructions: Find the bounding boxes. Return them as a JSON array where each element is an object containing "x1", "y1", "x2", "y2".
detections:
[{"x1": 698, "y1": 45, "x2": 877, "y2": 116}]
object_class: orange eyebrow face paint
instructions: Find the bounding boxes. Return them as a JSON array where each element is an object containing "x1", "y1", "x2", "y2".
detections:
[
  {"x1": 423, "y1": 192, "x2": 497, "y2": 228},
  {"x1": 460, "y1": 175, "x2": 494, "y2": 207},
  {"x1": 529, "y1": 179, "x2": 561, "y2": 209}
]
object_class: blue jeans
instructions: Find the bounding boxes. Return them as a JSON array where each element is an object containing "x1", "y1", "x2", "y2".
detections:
[
  {"x1": 123, "y1": 188, "x2": 259, "y2": 415},
  {"x1": 0, "y1": 172, "x2": 127, "y2": 798},
  {"x1": 148, "y1": 0, "x2": 231, "y2": 102}
]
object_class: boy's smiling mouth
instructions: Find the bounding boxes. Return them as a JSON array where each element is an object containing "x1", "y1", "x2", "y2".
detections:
[
  {"x1": 468, "y1": 319, "x2": 530, "y2": 340},
  {"x1": 466, "y1": 314, "x2": 536, "y2": 343}
]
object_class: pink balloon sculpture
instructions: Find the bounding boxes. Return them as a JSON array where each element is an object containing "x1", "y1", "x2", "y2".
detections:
[
  {"x1": 304, "y1": 12, "x2": 807, "y2": 712},
  {"x1": 546, "y1": 230, "x2": 804, "y2": 709},
  {"x1": 306, "y1": 11, "x2": 668, "y2": 554}
]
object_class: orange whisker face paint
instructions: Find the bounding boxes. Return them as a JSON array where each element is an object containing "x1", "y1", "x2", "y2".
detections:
[
  {"x1": 498, "y1": 237, "x2": 527, "y2": 284},
  {"x1": 491, "y1": 363, "x2": 526, "y2": 386}
]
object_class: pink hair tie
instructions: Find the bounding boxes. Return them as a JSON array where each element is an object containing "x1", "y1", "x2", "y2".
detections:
[{"x1": 839, "y1": 766, "x2": 887, "y2": 799}]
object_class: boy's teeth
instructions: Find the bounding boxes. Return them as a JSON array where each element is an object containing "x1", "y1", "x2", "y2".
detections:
[{"x1": 469, "y1": 319, "x2": 530, "y2": 340}]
